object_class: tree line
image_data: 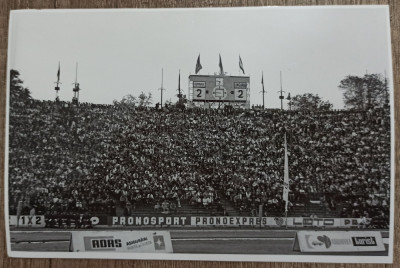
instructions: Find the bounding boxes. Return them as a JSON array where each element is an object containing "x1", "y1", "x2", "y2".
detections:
[
  {"x1": 289, "y1": 73, "x2": 389, "y2": 111},
  {"x1": 10, "y1": 70, "x2": 389, "y2": 111}
]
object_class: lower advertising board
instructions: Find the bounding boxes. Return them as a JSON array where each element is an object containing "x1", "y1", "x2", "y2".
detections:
[
  {"x1": 9, "y1": 215, "x2": 45, "y2": 227},
  {"x1": 70, "y1": 231, "x2": 173, "y2": 253},
  {"x1": 293, "y1": 231, "x2": 385, "y2": 252}
]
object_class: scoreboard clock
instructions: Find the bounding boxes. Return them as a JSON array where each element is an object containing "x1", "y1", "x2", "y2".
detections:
[{"x1": 212, "y1": 87, "x2": 228, "y2": 100}]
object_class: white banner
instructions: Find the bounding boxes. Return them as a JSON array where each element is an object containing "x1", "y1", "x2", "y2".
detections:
[
  {"x1": 70, "y1": 231, "x2": 173, "y2": 253},
  {"x1": 9, "y1": 215, "x2": 45, "y2": 227},
  {"x1": 293, "y1": 231, "x2": 385, "y2": 252}
]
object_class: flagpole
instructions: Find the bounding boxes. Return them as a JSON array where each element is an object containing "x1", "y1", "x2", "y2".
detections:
[
  {"x1": 261, "y1": 71, "x2": 265, "y2": 109},
  {"x1": 284, "y1": 133, "x2": 287, "y2": 228},
  {"x1": 283, "y1": 133, "x2": 290, "y2": 228},
  {"x1": 280, "y1": 71, "x2": 284, "y2": 110},
  {"x1": 177, "y1": 69, "x2": 182, "y2": 105},
  {"x1": 54, "y1": 61, "x2": 61, "y2": 101},
  {"x1": 239, "y1": 54, "x2": 240, "y2": 75},
  {"x1": 76, "y1": 63, "x2": 79, "y2": 101},
  {"x1": 161, "y1": 68, "x2": 164, "y2": 108}
]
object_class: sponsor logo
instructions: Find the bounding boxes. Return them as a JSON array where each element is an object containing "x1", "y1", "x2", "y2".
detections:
[
  {"x1": 316, "y1": 235, "x2": 332, "y2": 248},
  {"x1": 293, "y1": 218, "x2": 335, "y2": 226},
  {"x1": 352, "y1": 237, "x2": 378, "y2": 246},
  {"x1": 306, "y1": 234, "x2": 352, "y2": 249},
  {"x1": 126, "y1": 237, "x2": 148, "y2": 246},
  {"x1": 153, "y1": 235, "x2": 165, "y2": 250},
  {"x1": 274, "y1": 217, "x2": 284, "y2": 226},
  {"x1": 343, "y1": 219, "x2": 359, "y2": 226},
  {"x1": 83, "y1": 236, "x2": 122, "y2": 251},
  {"x1": 126, "y1": 236, "x2": 152, "y2": 250},
  {"x1": 90, "y1": 216, "x2": 99, "y2": 225},
  {"x1": 10, "y1": 215, "x2": 45, "y2": 227},
  {"x1": 194, "y1": 217, "x2": 267, "y2": 226},
  {"x1": 111, "y1": 216, "x2": 188, "y2": 226},
  {"x1": 306, "y1": 235, "x2": 332, "y2": 248}
]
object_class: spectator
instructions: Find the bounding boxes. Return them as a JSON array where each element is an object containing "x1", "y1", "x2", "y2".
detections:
[{"x1": 7, "y1": 96, "x2": 390, "y2": 227}]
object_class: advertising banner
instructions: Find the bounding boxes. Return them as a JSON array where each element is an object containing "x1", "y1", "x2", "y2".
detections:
[
  {"x1": 293, "y1": 231, "x2": 385, "y2": 252},
  {"x1": 109, "y1": 216, "x2": 190, "y2": 226},
  {"x1": 70, "y1": 231, "x2": 173, "y2": 253},
  {"x1": 341, "y1": 218, "x2": 365, "y2": 228},
  {"x1": 287, "y1": 217, "x2": 342, "y2": 227},
  {"x1": 191, "y1": 216, "x2": 276, "y2": 226},
  {"x1": 9, "y1": 215, "x2": 45, "y2": 227},
  {"x1": 190, "y1": 216, "x2": 369, "y2": 228}
]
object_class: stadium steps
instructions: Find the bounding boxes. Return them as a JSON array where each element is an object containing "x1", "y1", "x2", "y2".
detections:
[
  {"x1": 115, "y1": 205, "x2": 125, "y2": 217},
  {"x1": 218, "y1": 196, "x2": 242, "y2": 216},
  {"x1": 116, "y1": 202, "x2": 224, "y2": 216},
  {"x1": 114, "y1": 199, "x2": 339, "y2": 218},
  {"x1": 289, "y1": 202, "x2": 337, "y2": 218}
]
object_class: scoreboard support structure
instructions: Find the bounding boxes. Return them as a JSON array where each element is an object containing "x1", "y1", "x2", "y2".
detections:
[{"x1": 188, "y1": 74, "x2": 250, "y2": 109}]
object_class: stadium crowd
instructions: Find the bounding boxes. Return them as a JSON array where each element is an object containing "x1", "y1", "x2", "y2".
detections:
[{"x1": 8, "y1": 95, "x2": 391, "y2": 227}]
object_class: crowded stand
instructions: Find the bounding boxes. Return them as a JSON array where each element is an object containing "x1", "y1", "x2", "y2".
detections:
[{"x1": 8, "y1": 94, "x2": 391, "y2": 228}]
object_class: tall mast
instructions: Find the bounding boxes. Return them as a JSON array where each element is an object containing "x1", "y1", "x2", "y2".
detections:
[
  {"x1": 159, "y1": 68, "x2": 164, "y2": 107},
  {"x1": 262, "y1": 71, "x2": 265, "y2": 109},
  {"x1": 178, "y1": 69, "x2": 181, "y2": 96},
  {"x1": 76, "y1": 62, "x2": 79, "y2": 100},
  {"x1": 72, "y1": 62, "x2": 80, "y2": 103},
  {"x1": 279, "y1": 71, "x2": 285, "y2": 110},
  {"x1": 75, "y1": 62, "x2": 78, "y2": 85}
]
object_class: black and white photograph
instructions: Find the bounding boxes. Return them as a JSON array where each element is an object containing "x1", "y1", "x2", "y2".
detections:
[{"x1": 4, "y1": 6, "x2": 395, "y2": 263}]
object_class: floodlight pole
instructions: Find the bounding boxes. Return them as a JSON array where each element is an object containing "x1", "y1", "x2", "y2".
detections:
[
  {"x1": 72, "y1": 62, "x2": 81, "y2": 104},
  {"x1": 278, "y1": 71, "x2": 285, "y2": 111},
  {"x1": 177, "y1": 69, "x2": 182, "y2": 103},
  {"x1": 287, "y1": 93, "x2": 291, "y2": 111}
]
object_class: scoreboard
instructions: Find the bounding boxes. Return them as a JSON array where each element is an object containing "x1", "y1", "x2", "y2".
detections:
[{"x1": 190, "y1": 75, "x2": 249, "y2": 102}]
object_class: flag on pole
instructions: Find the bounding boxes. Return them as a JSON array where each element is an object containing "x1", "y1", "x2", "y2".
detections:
[
  {"x1": 195, "y1": 54, "x2": 202, "y2": 74},
  {"x1": 239, "y1": 55, "x2": 245, "y2": 74},
  {"x1": 283, "y1": 134, "x2": 290, "y2": 212},
  {"x1": 219, "y1": 54, "x2": 224, "y2": 75},
  {"x1": 261, "y1": 72, "x2": 265, "y2": 93},
  {"x1": 57, "y1": 62, "x2": 60, "y2": 81}
]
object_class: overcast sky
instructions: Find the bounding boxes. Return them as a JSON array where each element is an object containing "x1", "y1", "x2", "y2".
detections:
[{"x1": 8, "y1": 6, "x2": 392, "y2": 109}]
